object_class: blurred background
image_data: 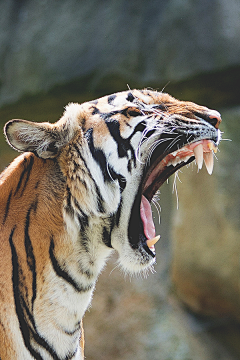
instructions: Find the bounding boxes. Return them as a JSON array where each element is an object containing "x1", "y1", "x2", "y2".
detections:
[{"x1": 0, "y1": 0, "x2": 240, "y2": 359}]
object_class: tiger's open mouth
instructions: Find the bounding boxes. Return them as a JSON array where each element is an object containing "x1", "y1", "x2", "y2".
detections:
[{"x1": 128, "y1": 128, "x2": 221, "y2": 258}]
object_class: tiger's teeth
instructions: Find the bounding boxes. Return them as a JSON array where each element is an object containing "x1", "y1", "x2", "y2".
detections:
[
  {"x1": 146, "y1": 235, "x2": 160, "y2": 248},
  {"x1": 193, "y1": 144, "x2": 203, "y2": 170},
  {"x1": 203, "y1": 151, "x2": 214, "y2": 175}
]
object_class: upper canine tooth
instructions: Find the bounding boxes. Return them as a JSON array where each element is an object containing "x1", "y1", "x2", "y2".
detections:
[
  {"x1": 203, "y1": 151, "x2": 214, "y2": 175},
  {"x1": 193, "y1": 144, "x2": 203, "y2": 170}
]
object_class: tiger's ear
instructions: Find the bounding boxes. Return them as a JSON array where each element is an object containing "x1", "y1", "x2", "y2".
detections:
[{"x1": 4, "y1": 103, "x2": 82, "y2": 159}]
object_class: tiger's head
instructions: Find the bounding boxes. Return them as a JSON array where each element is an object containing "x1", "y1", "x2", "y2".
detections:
[{"x1": 4, "y1": 89, "x2": 221, "y2": 275}]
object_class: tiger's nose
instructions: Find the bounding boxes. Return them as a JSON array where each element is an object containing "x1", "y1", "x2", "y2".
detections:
[{"x1": 208, "y1": 111, "x2": 222, "y2": 129}]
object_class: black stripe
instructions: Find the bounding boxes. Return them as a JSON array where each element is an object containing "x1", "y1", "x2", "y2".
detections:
[
  {"x1": 120, "y1": 108, "x2": 142, "y2": 118},
  {"x1": 85, "y1": 128, "x2": 120, "y2": 183},
  {"x1": 95, "y1": 184, "x2": 105, "y2": 213},
  {"x1": 81, "y1": 117, "x2": 86, "y2": 132},
  {"x1": 2, "y1": 190, "x2": 12, "y2": 225},
  {"x1": 108, "y1": 166, "x2": 126, "y2": 192},
  {"x1": 81, "y1": 131, "x2": 119, "y2": 211},
  {"x1": 127, "y1": 159, "x2": 132, "y2": 173},
  {"x1": 23, "y1": 155, "x2": 34, "y2": 193},
  {"x1": 84, "y1": 131, "x2": 110, "y2": 182},
  {"x1": 10, "y1": 218, "x2": 63, "y2": 360},
  {"x1": 72, "y1": 143, "x2": 106, "y2": 213},
  {"x1": 130, "y1": 121, "x2": 147, "y2": 137},
  {"x1": 100, "y1": 110, "x2": 120, "y2": 119},
  {"x1": 14, "y1": 157, "x2": 28, "y2": 196},
  {"x1": 107, "y1": 94, "x2": 116, "y2": 105},
  {"x1": 65, "y1": 186, "x2": 74, "y2": 216},
  {"x1": 24, "y1": 204, "x2": 37, "y2": 309},
  {"x1": 29, "y1": 322, "x2": 64, "y2": 360},
  {"x1": 63, "y1": 321, "x2": 81, "y2": 336},
  {"x1": 14, "y1": 155, "x2": 34, "y2": 197},
  {"x1": 126, "y1": 92, "x2": 134, "y2": 102},
  {"x1": 102, "y1": 221, "x2": 115, "y2": 248},
  {"x1": 152, "y1": 104, "x2": 165, "y2": 111},
  {"x1": 72, "y1": 143, "x2": 84, "y2": 164},
  {"x1": 49, "y1": 238, "x2": 93, "y2": 293},
  {"x1": 91, "y1": 106, "x2": 100, "y2": 115},
  {"x1": 91, "y1": 148, "x2": 110, "y2": 182},
  {"x1": 100, "y1": 108, "x2": 141, "y2": 120},
  {"x1": 77, "y1": 215, "x2": 89, "y2": 236},
  {"x1": 73, "y1": 199, "x2": 89, "y2": 231},
  {"x1": 105, "y1": 120, "x2": 135, "y2": 161},
  {"x1": 85, "y1": 129, "x2": 126, "y2": 195},
  {"x1": 73, "y1": 142, "x2": 105, "y2": 195},
  {"x1": 9, "y1": 226, "x2": 44, "y2": 360}
]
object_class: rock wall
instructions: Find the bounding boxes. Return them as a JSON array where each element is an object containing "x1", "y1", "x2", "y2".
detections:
[{"x1": 1, "y1": 0, "x2": 240, "y2": 106}]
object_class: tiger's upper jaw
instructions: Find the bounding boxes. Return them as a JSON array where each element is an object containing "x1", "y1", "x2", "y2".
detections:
[{"x1": 4, "y1": 89, "x2": 222, "y2": 276}]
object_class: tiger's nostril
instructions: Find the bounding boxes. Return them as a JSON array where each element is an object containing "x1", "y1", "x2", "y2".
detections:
[
  {"x1": 209, "y1": 114, "x2": 221, "y2": 129},
  {"x1": 208, "y1": 116, "x2": 218, "y2": 127}
]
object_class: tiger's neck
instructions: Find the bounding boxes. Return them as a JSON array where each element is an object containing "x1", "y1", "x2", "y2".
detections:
[
  {"x1": 33, "y1": 159, "x2": 114, "y2": 358},
  {"x1": 36, "y1": 213, "x2": 113, "y2": 359}
]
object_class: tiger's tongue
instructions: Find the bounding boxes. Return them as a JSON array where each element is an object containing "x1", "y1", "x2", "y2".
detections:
[{"x1": 140, "y1": 195, "x2": 156, "y2": 239}]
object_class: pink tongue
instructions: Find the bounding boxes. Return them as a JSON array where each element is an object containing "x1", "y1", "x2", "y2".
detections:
[{"x1": 140, "y1": 195, "x2": 156, "y2": 239}]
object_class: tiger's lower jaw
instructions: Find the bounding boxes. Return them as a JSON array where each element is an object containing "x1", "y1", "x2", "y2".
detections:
[
  {"x1": 111, "y1": 231, "x2": 157, "y2": 276},
  {"x1": 116, "y1": 248, "x2": 157, "y2": 276},
  {"x1": 121, "y1": 138, "x2": 220, "y2": 274}
]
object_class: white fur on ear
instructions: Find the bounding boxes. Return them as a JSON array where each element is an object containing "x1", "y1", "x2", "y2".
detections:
[
  {"x1": 4, "y1": 103, "x2": 83, "y2": 159},
  {"x1": 4, "y1": 120, "x2": 56, "y2": 158}
]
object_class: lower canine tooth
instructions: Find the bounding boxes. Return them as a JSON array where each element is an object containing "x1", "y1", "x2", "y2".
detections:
[
  {"x1": 208, "y1": 142, "x2": 218, "y2": 153},
  {"x1": 193, "y1": 144, "x2": 203, "y2": 170},
  {"x1": 146, "y1": 235, "x2": 160, "y2": 248},
  {"x1": 203, "y1": 151, "x2": 214, "y2": 175}
]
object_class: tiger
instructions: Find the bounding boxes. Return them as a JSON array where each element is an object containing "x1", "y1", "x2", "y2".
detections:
[{"x1": 0, "y1": 89, "x2": 221, "y2": 359}]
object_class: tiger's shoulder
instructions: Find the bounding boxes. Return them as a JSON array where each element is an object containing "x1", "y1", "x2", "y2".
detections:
[{"x1": 0, "y1": 152, "x2": 65, "y2": 243}]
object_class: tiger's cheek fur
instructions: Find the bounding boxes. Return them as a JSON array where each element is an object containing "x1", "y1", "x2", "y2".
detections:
[{"x1": 59, "y1": 133, "x2": 122, "y2": 218}]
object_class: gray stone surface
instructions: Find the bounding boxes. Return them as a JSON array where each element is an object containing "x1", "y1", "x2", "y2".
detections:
[{"x1": 1, "y1": 0, "x2": 240, "y2": 106}]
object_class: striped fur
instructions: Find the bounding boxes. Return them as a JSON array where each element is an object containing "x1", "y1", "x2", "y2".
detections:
[{"x1": 0, "y1": 89, "x2": 221, "y2": 359}]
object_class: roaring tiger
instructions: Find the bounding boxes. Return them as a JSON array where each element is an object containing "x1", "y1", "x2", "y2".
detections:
[{"x1": 0, "y1": 89, "x2": 221, "y2": 359}]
